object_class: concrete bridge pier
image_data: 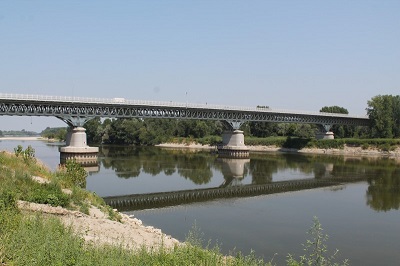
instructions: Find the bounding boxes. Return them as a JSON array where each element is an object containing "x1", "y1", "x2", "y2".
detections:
[
  {"x1": 59, "y1": 126, "x2": 99, "y2": 166},
  {"x1": 316, "y1": 124, "x2": 335, "y2": 140},
  {"x1": 217, "y1": 129, "x2": 250, "y2": 158}
]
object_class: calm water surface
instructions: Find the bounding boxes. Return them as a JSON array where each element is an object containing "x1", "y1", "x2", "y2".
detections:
[{"x1": 1, "y1": 139, "x2": 400, "y2": 266}]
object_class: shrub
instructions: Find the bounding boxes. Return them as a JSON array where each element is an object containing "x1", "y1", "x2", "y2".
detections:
[
  {"x1": 24, "y1": 183, "x2": 70, "y2": 208},
  {"x1": 14, "y1": 145, "x2": 36, "y2": 164},
  {"x1": 57, "y1": 160, "x2": 88, "y2": 188}
]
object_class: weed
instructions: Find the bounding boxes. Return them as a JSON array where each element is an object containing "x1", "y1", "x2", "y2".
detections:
[{"x1": 286, "y1": 217, "x2": 348, "y2": 266}]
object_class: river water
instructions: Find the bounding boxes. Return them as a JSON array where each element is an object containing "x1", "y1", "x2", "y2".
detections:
[{"x1": 1, "y1": 139, "x2": 400, "y2": 265}]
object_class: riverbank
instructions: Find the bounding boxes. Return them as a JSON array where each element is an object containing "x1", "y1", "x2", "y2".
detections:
[
  {"x1": 156, "y1": 142, "x2": 400, "y2": 158},
  {"x1": 0, "y1": 150, "x2": 180, "y2": 252},
  {"x1": 0, "y1": 136, "x2": 43, "y2": 140},
  {"x1": 17, "y1": 199, "x2": 180, "y2": 250},
  {"x1": 4, "y1": 136, "x2": 400, "y2": 158},
  {"x1": 1, "y1": 149, "x2": 270, "y2": 265}
]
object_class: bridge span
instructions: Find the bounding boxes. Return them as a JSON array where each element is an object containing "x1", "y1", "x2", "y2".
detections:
[{"x1": 0, "y1": 93, "x2": 370, "y2": 161}]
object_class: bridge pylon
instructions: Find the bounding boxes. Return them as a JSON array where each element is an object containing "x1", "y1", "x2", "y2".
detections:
[
  {"x1": 316, "y1": 124, "x2": 334, "y2": 139},
  {"x1": 59, "y1": 126, "x2": 99, "y2": 166},
  {"x1": 217, "y1": 129, "x2": 250, "y2": 158}
]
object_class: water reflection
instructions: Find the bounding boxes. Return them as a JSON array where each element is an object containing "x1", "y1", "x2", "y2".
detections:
[
  {"x1": 95, "y1": 146, "x2": 400, "y2": 212},
  {"x1": 367, "y1": 167, "x2": 400, "y2": 212}
]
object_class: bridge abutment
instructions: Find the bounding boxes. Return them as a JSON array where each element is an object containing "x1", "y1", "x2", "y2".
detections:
[
  {"x1": 59, "y1": 126, "x2": 99, "y2": 166},
  {"x1": 217, "y1": 130, "x2": 249, "y2": 158}
]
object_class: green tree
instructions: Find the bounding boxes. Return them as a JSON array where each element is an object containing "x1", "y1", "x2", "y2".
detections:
[
  {"x1": 41, "y1": 127, "x2": 67, "y2": 141},
  {"x1": 84, "y1": 117, "x2": 102, "y2": 144},
  {"x1": 320, "y1": 106, "x2": 353, "y2": 138},
  {"x1": 320, "y1": 106, "x2": 349, "y2": 114},
  {"x1": 367, "y1": 95, "x2": 400, "y2": 138}
]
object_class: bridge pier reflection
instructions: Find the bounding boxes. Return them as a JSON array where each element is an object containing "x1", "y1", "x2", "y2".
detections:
[
  {"x1": 59, "y1": 126, "x2": 99, "y2": 166},
  {"x1": 219, "y1": 158, "x2": 250, "y2": 187}
]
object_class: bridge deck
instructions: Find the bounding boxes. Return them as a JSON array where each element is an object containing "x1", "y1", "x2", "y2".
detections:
[{"x1": 0, "y1": 93, "x2": 370, "y2": 126}]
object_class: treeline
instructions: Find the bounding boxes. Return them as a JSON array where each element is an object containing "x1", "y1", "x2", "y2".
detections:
[
  {"x1": 81, "y1": 104, "x2": 363, "y2": 145},
  {"x1": 39, "y1": 94, "x2": 400, "y2": 145},
  {"x1": 84, "y1": 118, "x2": 224, "y2": 145},
  {"x1": 1, "y1": 129, "x2": 39, "y2": 137},
  {"x1": 40, "y1": 127, "x2": 67, "y2": 141}
]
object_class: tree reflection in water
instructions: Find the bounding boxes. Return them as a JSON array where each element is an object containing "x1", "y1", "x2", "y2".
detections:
[{"x1": 98, "y1": 146, "x2": 400, "y2": 211}]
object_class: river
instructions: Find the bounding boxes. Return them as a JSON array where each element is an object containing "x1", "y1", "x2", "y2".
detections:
[{"x1": 1, "y1": 139, "x2": 400, "y2": 265}]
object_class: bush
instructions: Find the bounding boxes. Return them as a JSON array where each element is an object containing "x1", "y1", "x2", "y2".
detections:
[
  {"x1": 57, "y1": 160, "x2": 88, "y2": 188},
  {"x1": 23, "y1": 183, "x2": 70, "y2": 208}
]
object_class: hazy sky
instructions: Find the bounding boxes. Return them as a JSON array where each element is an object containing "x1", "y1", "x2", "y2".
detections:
[{"x1": 1, "y1": 1, "x2": 399, "y2": 132}]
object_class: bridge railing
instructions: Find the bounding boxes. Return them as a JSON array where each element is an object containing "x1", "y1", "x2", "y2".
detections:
[{"x1": 0, "y1": 93, "x2": 369, "y2": 119}]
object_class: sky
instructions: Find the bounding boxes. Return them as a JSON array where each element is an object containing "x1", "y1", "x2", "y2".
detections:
[{"x1": 0, "y1": 1, "x2": 399, "y2": 132}]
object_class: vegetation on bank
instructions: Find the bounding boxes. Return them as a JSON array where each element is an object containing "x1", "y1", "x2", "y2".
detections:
[
  {"x1": 245, "y1": 137, "x2": 400, "y2": 151},
  {"x1": 0, "y1": 147, "x2": 348, "y2": 265},
  {"x1": 0, "y1": 146, "x2": 117, "y2": 217},
  {"x1": 0, "y1": 129, "x2": 39, "y2": 137}
]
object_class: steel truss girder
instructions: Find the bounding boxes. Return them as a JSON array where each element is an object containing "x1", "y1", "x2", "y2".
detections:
[{"x1": 0, "y1": 100, "x2": 370, "y2": 128}]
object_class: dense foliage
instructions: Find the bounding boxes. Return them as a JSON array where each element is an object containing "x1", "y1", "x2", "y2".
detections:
[
  {"x1": 40, "y1": 127, "x2": 67, "y2": 141},
  {"x1": 367, "y1": 95, "x2": 400, "y2": 138},
  {"x1": 84, "y1": 118, "x2": 224, "y2": 145}
]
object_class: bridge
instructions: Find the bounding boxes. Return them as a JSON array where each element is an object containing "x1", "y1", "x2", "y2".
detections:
[{"x1": 0, "y1": 93, "x2": 370, "y2": 161}]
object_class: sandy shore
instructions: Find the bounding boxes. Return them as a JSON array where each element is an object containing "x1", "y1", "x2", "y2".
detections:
[
  {"x1": 157, "y1": 142, "x2": 400, "y2": 158},
  {"x1": 156, "y1": 142, "x2": 215, "y2": 150},
  {"x1": 0, "y1": 136, "x2": 43, "y2": 141}
]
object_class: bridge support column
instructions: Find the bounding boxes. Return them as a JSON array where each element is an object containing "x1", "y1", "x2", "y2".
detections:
[
  {"x1": 59, "y1": 126, "x2": 98, "y2": 166},
  {"x1": 316, "y1": 131, "x2": 334, "y2": 140},
  {"x1": 217, "y1": 130, "x2": 249, "y2": 158},
  {"x1": 316, "y1": 124, "x2": 334, "y2": 140}
]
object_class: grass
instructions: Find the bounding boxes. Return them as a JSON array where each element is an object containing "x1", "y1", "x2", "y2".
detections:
[{"x1": 0, "y1": 205, "x2": 270, "y2": 265}]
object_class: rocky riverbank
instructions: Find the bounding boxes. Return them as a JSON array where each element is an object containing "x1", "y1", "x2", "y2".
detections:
[
  {"x1": 17, "y1": 174, "x2": 180, "y2": 250},
  {"x1": 18, "y1": 200, "x2": 180, "y2": 250}
]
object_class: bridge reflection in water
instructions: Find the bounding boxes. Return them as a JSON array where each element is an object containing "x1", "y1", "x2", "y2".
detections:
[{"x1": 103, "y1": 156, "x2": 364, "y2": 211}]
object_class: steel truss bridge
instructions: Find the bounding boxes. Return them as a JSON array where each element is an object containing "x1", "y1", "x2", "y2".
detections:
[{"x1": 0, "y1": 93, "x2": 370, "y2": 130}]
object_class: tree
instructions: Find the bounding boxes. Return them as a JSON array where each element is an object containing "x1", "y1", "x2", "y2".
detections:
[
  {"x1": 320, "y1": 106, "x2": 349, "y2": 114},
  {"x1": 320, "y1": 106, "x2": 352, "y2": 138},
  {"x1": 84, "y1": 117, "x2": 102, "y2": 144},
  {"x1": 40, "y1": 127, "x2": 67, "y2": 141},
  {"x1": 367, "y1": 95, "x2": 400, "y2": 138}
]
